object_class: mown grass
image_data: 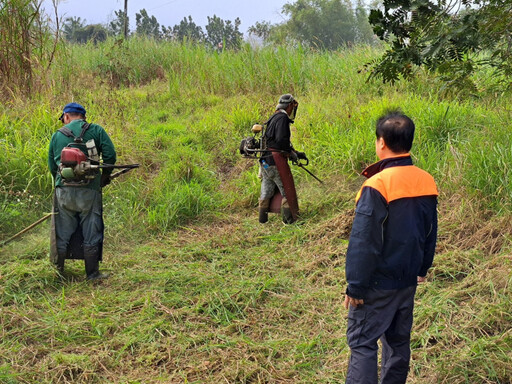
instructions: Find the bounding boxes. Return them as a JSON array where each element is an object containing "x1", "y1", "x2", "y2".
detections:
[{"x1": 1, "y1": 39, "x2": 512, "y2": 383}]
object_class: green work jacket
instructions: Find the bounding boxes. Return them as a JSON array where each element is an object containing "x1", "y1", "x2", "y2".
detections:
[{"x1": 48, "y1": 119, "x2": 117, "y2": 190}]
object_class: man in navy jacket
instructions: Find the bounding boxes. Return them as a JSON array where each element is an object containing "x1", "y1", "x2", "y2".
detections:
[{"x1": 344, "y1": 111, "x2": 438, "y2": 383}]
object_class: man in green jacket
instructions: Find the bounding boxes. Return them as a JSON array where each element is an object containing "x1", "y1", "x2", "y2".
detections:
[{"x1": 48, "y1": 102, "x2": 116, "y2": 280}]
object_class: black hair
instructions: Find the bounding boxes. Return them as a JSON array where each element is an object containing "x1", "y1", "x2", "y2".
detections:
[
  {"x1": 67, "y1": 112, "x2": 86, "y2": 119},
  {"x1": 375, "y1": 110, "x2": 415, "y2": 153}
]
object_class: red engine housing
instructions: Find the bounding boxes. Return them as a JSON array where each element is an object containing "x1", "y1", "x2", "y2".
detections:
[{"x1": 60, "y1": 147, "x2": 87, "y2": 166}]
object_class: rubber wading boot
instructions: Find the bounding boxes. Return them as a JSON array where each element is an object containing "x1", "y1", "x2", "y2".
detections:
[
  {"x1": 56, "y1": 253, "x2": 66, "y2": 275},
  {"x1": 83, "y1": 244, "x2": 108, "y2": 281},
  {"x1": 259, "y1": 199, "x2": 270, "y2": 223},
  {"x1": 281, "y1": 198, "x2": 295, "y2": 224}
]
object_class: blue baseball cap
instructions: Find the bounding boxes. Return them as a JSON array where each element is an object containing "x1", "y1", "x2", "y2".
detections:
[{"x1": 59, "y1": 102, "x2": 86, "y2": 121}]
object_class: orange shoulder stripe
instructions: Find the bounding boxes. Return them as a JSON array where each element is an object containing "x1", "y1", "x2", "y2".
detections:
[{"x1": 356, "y1": 166, "x2": 438, "y2": 203}]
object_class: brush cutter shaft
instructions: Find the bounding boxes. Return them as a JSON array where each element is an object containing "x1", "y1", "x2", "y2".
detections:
[
  {"x1": 1, "y1": 213, "x2": 54, "y2": 246},
  {"x1": 100, "y1": 163, "x2": 140, "y2": 169},
  {"x1": 298, "y1": 164, "x2": 324, "y2": 184},
  {"x1": 1, "y1": 164, "x2": 140, "y2": 246}
]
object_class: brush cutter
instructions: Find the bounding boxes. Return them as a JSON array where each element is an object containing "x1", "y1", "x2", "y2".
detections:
[
  {"x1": 291, "y1": 158, "x2": 324, "y2": 184},
  {"x1": 239, "y1": 124, "x2": 323, "y2": 184},
  {"x1": 0, "y1": 166, "x2": 139, "y2": 247},
  {"x1": 59, "y1": 146, "x2": 139, "y2": 186}
]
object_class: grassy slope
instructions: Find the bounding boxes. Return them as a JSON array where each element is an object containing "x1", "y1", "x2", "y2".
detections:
[{"x1": 1, "y1": 41, "x2": 512, "y2": 383}]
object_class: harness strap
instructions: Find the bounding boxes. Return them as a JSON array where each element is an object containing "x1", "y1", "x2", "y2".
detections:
[
  {"x1": 78, "y1": 122, "x2": 91, "y2": 142},
  {"x1": 264, "y1": 111, "x2": 283, "y2": 127},
  {"x1": 58, "y1": 122, "x2": 91, "y2": 143},
  {"x1": 57, "y1": 126, "x2": 75, "y2": 139}
]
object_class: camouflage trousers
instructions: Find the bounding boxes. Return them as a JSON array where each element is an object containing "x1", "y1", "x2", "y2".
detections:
[{"x1": 260, "y1": 165, "x2": 286, "y2": 200}]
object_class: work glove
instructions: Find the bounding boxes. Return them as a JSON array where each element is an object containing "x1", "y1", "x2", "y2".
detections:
[
  {"x1": 289, "y1": 151, "x2": 298, "y2": 163},
  {"x1": 296, "y1": 151, "x2": 308, "y2": 161},
  {"x1": 100, "y1": 172, "x2": 111, "y2": 188}
]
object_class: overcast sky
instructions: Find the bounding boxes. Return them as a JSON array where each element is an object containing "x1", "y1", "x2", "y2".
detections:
[{"x1": 41, "y1": 0, "x2": 290, "y2": 34}]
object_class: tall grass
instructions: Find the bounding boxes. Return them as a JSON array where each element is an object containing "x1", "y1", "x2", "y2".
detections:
[
  {"x1": 0, "y1": 0, "x2": 59, "y2": 98},
  {"x1": 2, "y1": 39, "x2": 512, "y2": 236},
  {"x1": 49, "y1": 38, "x2": 382, "y2": 97},
  {"x1": 1, "y1": 39, "x2": 512, "y2": 383}
]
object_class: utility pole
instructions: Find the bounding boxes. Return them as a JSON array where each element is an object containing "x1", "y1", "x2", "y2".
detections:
[{"x1": 123, "y1": 0, "x2": 128, "y2": 39}]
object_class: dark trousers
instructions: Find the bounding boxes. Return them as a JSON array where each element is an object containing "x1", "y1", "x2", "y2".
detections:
[
  {"x1": 55, "y1": 187, "x2": 103, "y2": 254},
  {"x1": 346, "y1": 286, "x2": 417, "y2": 384}
]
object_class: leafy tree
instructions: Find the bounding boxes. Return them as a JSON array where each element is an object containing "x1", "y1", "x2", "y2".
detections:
[
  {"x1": 367, "y1": 0, "x2": 512, "y2": 91},
  {"x1": 109, "y1": 9, "x2": 129, "y2": 37},
  {"x1": 161, "y1": 25, "x2": 173, "y2": 40},
  {"x1": 248, "y1": 21, "x2": 273, "y2": 42},
  {"x1": 279, "y1": 0, "x2": 358, "y2": 49},
  {"x1": 205, "y1": 15, "x2": 243, "y2": 50},
  {"x1": 354, "y1": 0, "x2": 375, "y2": 44},
  {"x1": 135, "y1": 8, "x2": 160, "y2": 39},
  {"x1": 75, "y1": 24, "x2": 108, "y2": 44},
  {"x1": 171, "y1": 15, "x2": 204, "y2": 42},
  {"x1": 62, "y1": 16, "x2": 86, "y2": 42},
  {"x1": 249, "y1": 0, "x2": 376, "y2": 48},
  {"x1": 63, "y1": 17, "x2": 107, "y2": 44}
]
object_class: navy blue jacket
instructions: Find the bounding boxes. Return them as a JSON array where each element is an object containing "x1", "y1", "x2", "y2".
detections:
[{"x1": 345, "y1": 155, "x2": 438, "y2": 300}]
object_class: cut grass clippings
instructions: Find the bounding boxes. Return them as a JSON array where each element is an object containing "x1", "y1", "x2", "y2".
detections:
[{"x1": 1, "y1": 41, "x2": 512, "y2": 383}]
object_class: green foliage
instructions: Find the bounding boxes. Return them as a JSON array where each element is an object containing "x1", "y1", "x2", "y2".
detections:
[
  {"x1": 1, "y1": 40, "x2": 512, "y2": 383},
  {"x1": 63, "y1": 17, "x2": 108, "y2": 44},
  {"x1": 0, "y1": 105, "x2": 54, "y2": 194},
  {"x1": 0, "y1": 0, "x2": 55, "y2": 97},
  {"x1": 135, "y1": 9, "x2": 161, "y2": 39},
  {"x1": 248, "y1": 21, "x2": 273, "y2": 42},
  {"x1": 0, "y1": 365, "x2": 18, "y2": 384},
  {"x1": 3, "y1": 40, "x2": 512, "y2": 241},
  {"x1": 62, "y1": 16, "x2": 86, "y2": 41},
  {"x1": 282, "y1": 0, "x2": 357, "y2": 49},
  {"x1": 257, "y1": 0, "x2": 375, "y2": 48},
  {"x1": 77, "y1": 24, "x2": 107, "y2": 44},
  {"x1": 168, "y1": 15, "x2": 205, "y2": 43},
  {"x1": 205, "y1": 15, "x2": 243, "y2": 50},
  {"x1": 90, "y1": 38, "x2": 168, "y2": 87},
  {"x1": 354, "y1": 0, "x2": 375, "y2": 44},
  {"x1": 0, "y1": 195, "x2": 22, "y2": 235},
  {"x1": 145, "y1": 142, "x2": 220, "y2": 231},
  {"x1": 108, "y1": 9, "x2": 129, "y2": 38},
  {"x1": 146, "y1": 179, "x2": 218, "y2": 230},
  {"x1": 367, "y1": 0, "x2": 512, "y2": 93},
  {"x1": 463, "y1": 116, "x2": 512, "y2": 211}
]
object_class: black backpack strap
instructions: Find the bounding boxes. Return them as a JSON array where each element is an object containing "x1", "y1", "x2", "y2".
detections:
[
  {"x1": 78, "y1": 122, "x2": 91, "y2": 143},
  {"x1": 58, "y1": 122, "x2": 91, "y2": 143},
  {"x1": 264, "y1": 112, "x2": 283, "y2": 139},
  {"x1": 264, "y1": 111, "x2": 281, "y2": 126},
  {"x1": 58, "y1": 126, "x2": 75, "y2": 139}
]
